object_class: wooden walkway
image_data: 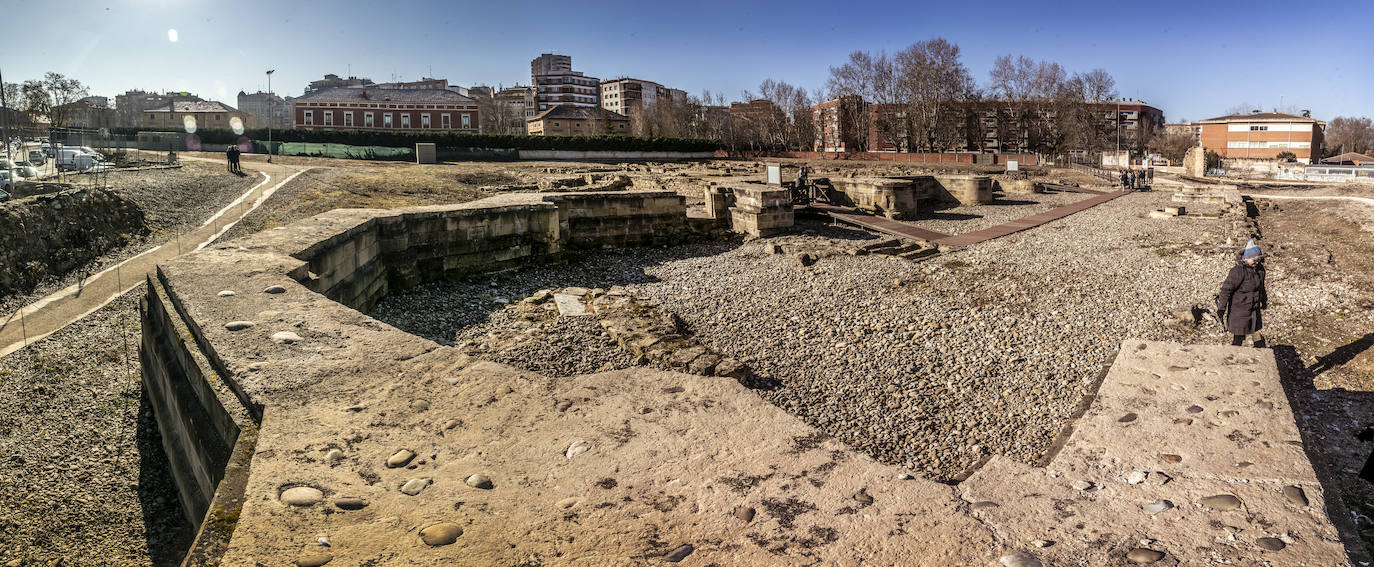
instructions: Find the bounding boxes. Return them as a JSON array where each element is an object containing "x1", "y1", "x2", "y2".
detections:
[{"x1": 812, "y1": 190, "x2": 1129, "y2": 248}]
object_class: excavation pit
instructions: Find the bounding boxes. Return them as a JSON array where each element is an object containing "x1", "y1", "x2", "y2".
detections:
[{"x1": 138, "y1": 186, "x2": 1352, "y2": 565}]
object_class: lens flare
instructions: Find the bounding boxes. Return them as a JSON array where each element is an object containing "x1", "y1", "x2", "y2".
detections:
[
  {"x1": 167, "y1": 29, "x2": 178, "y2": 42},
  {"x1": 237, "y1": 135, "x2": 252, "y2": 153},
  {"x1": 183, "y1": 114, "x2": 197, "y2": 133},
  {"x1": 229, "y1": 116, "x2": 245, "y2": 135},
  {"x1": 186, "y1": 134, "x2": 202, "y2": 152}
]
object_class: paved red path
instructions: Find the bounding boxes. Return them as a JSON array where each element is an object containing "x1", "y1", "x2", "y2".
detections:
[{"x1": 812, "y1": 190, "x2": 1129, "y2": 247}]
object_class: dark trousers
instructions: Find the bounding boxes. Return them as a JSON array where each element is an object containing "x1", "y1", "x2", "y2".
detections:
[{"x1": 1231, "y1": 334, "x2": 1266, "y2": 348}]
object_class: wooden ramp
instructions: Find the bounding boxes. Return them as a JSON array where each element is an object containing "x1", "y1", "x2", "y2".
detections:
[{"x1": 810, "y1": 190, "x2": 1129, "y2": 248}]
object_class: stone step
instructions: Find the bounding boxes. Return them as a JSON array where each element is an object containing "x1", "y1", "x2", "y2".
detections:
[{"x1": 898, "y1": 248, "x2": 939, "y2": 261}]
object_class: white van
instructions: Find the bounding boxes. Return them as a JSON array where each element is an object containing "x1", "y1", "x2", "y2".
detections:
[{"x1": 56, "y1": 148, "x2": 96, "y2": 171}]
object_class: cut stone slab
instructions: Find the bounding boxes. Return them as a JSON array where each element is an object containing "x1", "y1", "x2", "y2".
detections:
[
  {"x1": 553, "y1": 293, "x2": 590, "y2": 316},
  {"x1": 958, "y1": 339, "x2": 1346, "y2": 566}
]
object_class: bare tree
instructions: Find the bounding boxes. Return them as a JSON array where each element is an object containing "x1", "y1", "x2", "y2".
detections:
[
  {"x1": 896, "y1": 37, "x2": 975, "y2": 152},
  {"x1": 1147, "y1": 130, "x2": 1196, "y2": 164},
  {"x1": 1325, "y1": 116, "x2": 1374, "y2": 156},
  {"x1": 21, "y1": 72, "x2": 88, "y2": 128},
  {"x1": 826, "y1": 50, "x2": 904, "y2": 151},
  {"x1": 1068, "y1": 69, "x2": 1117, "y2": 102}
]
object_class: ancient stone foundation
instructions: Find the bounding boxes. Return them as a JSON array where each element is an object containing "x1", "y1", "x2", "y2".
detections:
[
  {"x1": 727, "y1": 185, "x2": 793, "y2": 237},
  {"x1": 138, "y1": 188, "x2": 1350, "y2": 566}
]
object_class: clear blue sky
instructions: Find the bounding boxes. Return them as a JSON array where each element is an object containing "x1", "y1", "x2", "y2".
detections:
[{"x1": 1, "y1": 0, "x2": 1369, "y2": 122}]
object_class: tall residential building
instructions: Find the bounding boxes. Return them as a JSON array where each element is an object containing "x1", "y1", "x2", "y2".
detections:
[
  {"x1": 237, "y1": 91, "x2": 292, "y2": 130},
  {"x1": 1199, "y1": 110, "x2": 1325, "y2": 163},
  {"x1": 530, "y1": 53, "x2": 599, "y2": 112},
  {"x1": 600, "y1": 78, "x2": 687, "y2": 121},
  {"x1": 306, "y1": 74, "x2": 374, "y2": 94}
]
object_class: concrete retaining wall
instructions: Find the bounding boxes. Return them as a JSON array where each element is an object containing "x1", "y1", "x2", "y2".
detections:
[
  {"x1": 140, "y1": 190, "x2": 710, "y2": 538},
  {"x1": 927, "y1": 174, "x2": 993, "y2": 206},
  {"x1": 0, "y1": 187, "x2": 146, "y2": 296}
]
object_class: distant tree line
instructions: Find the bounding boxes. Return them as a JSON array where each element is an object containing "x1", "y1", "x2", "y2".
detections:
[{"x1": 111, "y1": 127, "x2": 720, "y2": 152}]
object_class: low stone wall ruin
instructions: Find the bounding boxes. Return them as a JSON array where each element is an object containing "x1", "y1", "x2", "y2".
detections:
[{"x1": 140, "y1": 190, "x2": 717, "y2": 541}]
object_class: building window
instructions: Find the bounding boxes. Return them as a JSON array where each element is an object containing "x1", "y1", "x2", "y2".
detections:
[
  {"x1": 304, "y1": 110, "x2": 314, "y2": 125},
  {"x1": 1250, "y1": 125, "x2": 1268, "y2": 131},
  {"x1": 421, "y1": 113, "x2": 431, "y2": 128},
  {"x1": 401, "y1": 114, "x2": 411, "y2": 128},
  {"x1": 343, "y1": 112, "x2": 353, "y2": 127},
  {"x1": 324, "y1": 111, "x2": 333, "y2": 126},
  {"x1": 364, "y1": 112, "x2": 374, "y2": 127},
  {"x1": 441, "y1": 114, "x2": 451, "y2": 128},
  {"x1": 460, "y1": 114, "x2": 470, "y2": 129},
  {"x1": 384, "y1": 113, "x2": 393, "y2": 128}
]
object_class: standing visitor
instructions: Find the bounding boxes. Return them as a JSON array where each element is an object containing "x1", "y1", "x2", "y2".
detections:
[{"x1": 1217, "y1": 239, "x2": 1268, "y2": 347}]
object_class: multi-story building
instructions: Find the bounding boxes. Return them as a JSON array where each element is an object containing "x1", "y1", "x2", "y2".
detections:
[
  {"x1": 495, "y1": 85, "x2": 537, "y2": 120},
  {"x1": 531, "y1": 53, "x2": 599, "y2": 112},
  {"x1": 729, "y1": 99, "x2": 783, "y2": 124},
  {"x1": 291, "y1": 87, "x2": 479, "y2": 132},
  {"x1": 1199, "y1": 111, "x2": 1325, "y2": 163},
  {"x1": 526, "y1": 104, "x2": 628, "y2": 136},
  {"x1": 79, "y1": 95, "x2": 109, "y2": 108},
  {"x1": 810, "y1": 96, "x2": 1164, "y2": 154},
  {"x1": 142, "y1": 100, "x2": 248, "y2": 131},
  {"x1": 237, "y1": 91, "x2": 293, "y2": 130},
  {"x1": 600, "y1": 78, "x2": 687, "y2": 120},
  {"x1": 1164, "y1": 121, "x2": 1202, "y2": 143},
  {"x1": 115, "y1": 89, "x2": 203, "y2": 127},
  {"x1": 812, "y1": 95, "x2": 867, "y2": 152},
  {"x1": 306, "y1": 74, "x2": 374, "y2": 94}
]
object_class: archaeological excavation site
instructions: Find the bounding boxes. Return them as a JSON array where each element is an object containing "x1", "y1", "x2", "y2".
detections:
[{"x1": 105, "y1": 158, "x2": 1364, "y2": 566}]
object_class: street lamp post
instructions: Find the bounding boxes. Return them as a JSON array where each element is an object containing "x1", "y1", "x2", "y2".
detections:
[{"x1": 266, "y1": 69, "x2": 275, "y2": 163}]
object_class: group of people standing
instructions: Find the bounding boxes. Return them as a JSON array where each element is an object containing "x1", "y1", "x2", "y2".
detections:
[
  {"x1": 225, "y1": 145, "x2": 242, "y2": 174},
  {"x1": 1118, "y1": 168, "x2": 1152, "y2": 190}
]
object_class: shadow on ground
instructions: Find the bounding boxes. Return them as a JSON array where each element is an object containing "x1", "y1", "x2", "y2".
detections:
[
  {"x1": 137, "y1": 393, "x2": 196, "y2": 566},
  {"x1": 1273, "y1": 343, "x2": 1374, "y2": 564}
]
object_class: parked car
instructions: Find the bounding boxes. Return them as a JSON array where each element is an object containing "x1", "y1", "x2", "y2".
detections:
[
  {"x1": 12, "y1": 163, "x2": 39, "y2": 178},
  {"x1": 0, "y1": 170, "x2": 12, "y2": 192},
  {"x1": 27, "y1": 150, "x2": 44, "y2": 165}
]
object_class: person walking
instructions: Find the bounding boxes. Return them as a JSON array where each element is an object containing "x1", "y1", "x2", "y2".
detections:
[
  {"x1": 1127, "y1": 170, "x2": 1136, "y2": 190},
  {"x1": 226, "y1": 145, "x2": 235, "y2": 173},
  {"x1": 1119, "y1": 169, "x2": 1128, "y2": 189},
  {"x1": 1217, "y1": 239, "x2": 1268, "y2": 347}
]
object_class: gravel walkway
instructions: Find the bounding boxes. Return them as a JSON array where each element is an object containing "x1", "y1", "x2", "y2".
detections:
[
  {"x1": 0, "y1": 285, "x2": 192, "y2": 565},
  {"x1": 372, "y1": 191, "x2": 1243, "y2": 483}
]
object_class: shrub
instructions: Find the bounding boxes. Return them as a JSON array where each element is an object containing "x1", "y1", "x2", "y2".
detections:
[{"x1": 1276, "y1": 151, "x2": 1297, "y2": 161}]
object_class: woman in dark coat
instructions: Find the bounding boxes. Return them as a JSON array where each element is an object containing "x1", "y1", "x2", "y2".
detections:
[{"x1": 1217, "y1": 239, "x2": 1268, "y2": 347}]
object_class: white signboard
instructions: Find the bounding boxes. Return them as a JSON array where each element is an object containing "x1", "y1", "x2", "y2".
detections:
[
  {"x1": 1006, "y1": 160, "x2": 1019, "y2": 172},
  {"x1": 766, "y1": 164, "x2": 781, "y2": 185}
]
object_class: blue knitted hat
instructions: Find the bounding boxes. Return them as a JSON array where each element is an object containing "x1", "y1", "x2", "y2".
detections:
[{"x1": 1242, "y1": 238, "x2": 1262, "y2": 260}]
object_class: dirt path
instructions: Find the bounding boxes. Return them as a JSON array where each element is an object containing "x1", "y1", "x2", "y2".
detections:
[{"x1": 0, "y1": 158, "x2": 307, "y2": 358}]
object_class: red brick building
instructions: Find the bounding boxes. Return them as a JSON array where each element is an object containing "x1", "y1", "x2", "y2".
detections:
[
  {"x1": 291, "y1": 87, "x2": 479, "y2": 132},
  {"x1": 1199, "y1": 111, "x2": 1325, "y2": 163},
  {"x1": 811, "y1": 97, "x2": 1164, "y2": 155}
]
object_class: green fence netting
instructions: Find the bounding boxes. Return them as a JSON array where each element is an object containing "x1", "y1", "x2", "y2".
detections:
[{"x1": 252, "y1": 141, "x2": 414, "y2": 161}]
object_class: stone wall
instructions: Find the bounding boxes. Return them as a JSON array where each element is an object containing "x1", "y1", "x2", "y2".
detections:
[
  {"x1": 926, "y1": 175, "x2": 994, "y2": 206},
  {"x1": 0, "y1": 187, "x2": 146, "y2": 296},
  {"x1": 828, "y1": 177, "x2": 929, "y2": 219},
  {"x1": 140, "y1": 189, "x2": 710, "y2": 542}
]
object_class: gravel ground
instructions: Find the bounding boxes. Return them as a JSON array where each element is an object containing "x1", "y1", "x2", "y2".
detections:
[
  {"x1": 914, "y1": 189, "x2": 1090, "y2": 234},
  {"x1": 372, "y1": 191, "x2": 1244, "y2": 482},
  {"x1": 0, "y1": 162, "x2": 259, "y2": 316},
  {"x1": 0, "y1": 285, "x2": 193, "y2": 566}
]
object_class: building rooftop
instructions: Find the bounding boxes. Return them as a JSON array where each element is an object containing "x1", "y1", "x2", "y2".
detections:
[
  {"x1": 1320, "y1": 151, "x2": 1374, "y2": 165},
  {"x1": 296, "y1": 87, "x2": 476, "y2": 103},
  {"x1": 1200, "y1": 111, "x2": 1323, "y2": 124},
  {"x1": 146, "y1": 100, "x2": 239, "y2": 113},
  {"x1": 528, "y1": 104, "x2": 628, "y2": 122}
]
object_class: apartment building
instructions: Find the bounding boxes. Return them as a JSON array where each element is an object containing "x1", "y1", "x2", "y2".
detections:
[
  {"x1": 812, "y1": 95, "x2": 867, "y2": 152},
  {"x1": 237, "y1": 91, "x2": 293, "y2": 129},
  {"x1": 115, "y1": 89, "x2": 203, "y2": 128},
  {"x1": 291, "y1": 87, "x2": 478, "y2": 132},
  {"x1": 1165, "y1": 121, "x2": 1202, "y2": 143},
  {"x1": 531, "y1": 53, "x2": 600, "y2": 112},
  {"x1": 1199, "y1": 111, "x2": 1325, "y2": 163},
  {"x1": 600, "y1": 78, "x2": 687, "y2": 119},
  {"x1": 306, "y1": 74, "x2": 374, "y2": 94}
]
